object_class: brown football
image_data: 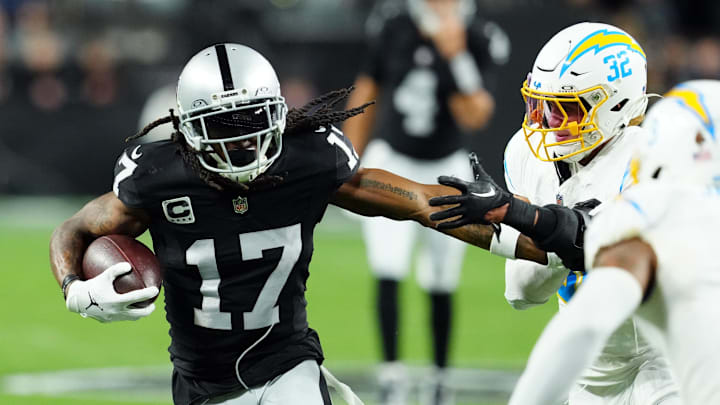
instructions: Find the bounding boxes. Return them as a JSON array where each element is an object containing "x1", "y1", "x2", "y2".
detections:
[{"x1": 82, "y1": 234, "x2": 163, "y2": 308}]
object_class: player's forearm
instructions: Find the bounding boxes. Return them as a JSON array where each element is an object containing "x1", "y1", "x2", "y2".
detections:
[
  {"x1": 353, "y1": 177, "x2": 498, "y2": 250},
  {"x1": 334, "y1": 169, "x2": 548, "y2": 263},
  {"x1": 49, "y1": 193, "x2": 149, "y2": 286},
  {"x1": 342, "y1": 75, "x2": 378, "y2": 156},
  {"x1": 333, "y1": 169, "x2": 440, "y2": 221},
  {"x1": 509, "y1": 307, "x2": 599, "y2": 405},
  {"x1": 509, "y1": 267, "x2": 642, "y2": 404},
  {"x1": 448, "y1": 89, "x2": 494, "y2": 130},
  {"x1": 50, "y1": 218, "x2": 94, "y2": 285},
  {"x1": 441, "y1": 223, "x2": 547, "y2": 265},
  {"x1": 515, "y1": 236, "x2": 549, "y2": 265}
]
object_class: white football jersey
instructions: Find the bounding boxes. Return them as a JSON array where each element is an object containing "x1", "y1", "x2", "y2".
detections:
[
  {"x1": 585, "y1": 183, "x2": 720, "y2": 404},
  {"x1": 503, "y1": 126, "x2": 662, "y2": 387}
]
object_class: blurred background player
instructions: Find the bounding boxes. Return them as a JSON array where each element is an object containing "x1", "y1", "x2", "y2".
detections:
[
  {"x1": 343, "y1": 1, "x2": 508, "y2": 403},
  {"x1": 509, "y1": 79, "x2": 720, "y2": 405},
  {"x1": 429, "y1": 22, "x2": 681, "y2": 404}
]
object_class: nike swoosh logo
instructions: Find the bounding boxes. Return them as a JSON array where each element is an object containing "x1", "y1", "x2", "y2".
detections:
[
  {"x1": 130, "y1": 145, "x2": 143, "y2": 160},
  {"x1": 471, "y1": 190, "x2": 496, "y2": 198}
]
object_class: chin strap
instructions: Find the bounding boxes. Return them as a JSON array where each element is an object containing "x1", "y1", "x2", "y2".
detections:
[{"x1": 210, "y1": 154, "x2": 257, "y2": 183}]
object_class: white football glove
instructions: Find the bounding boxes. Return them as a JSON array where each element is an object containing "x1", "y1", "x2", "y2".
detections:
[{"x1": 65, "y1": 262, "x2": 159, "y2": 322}]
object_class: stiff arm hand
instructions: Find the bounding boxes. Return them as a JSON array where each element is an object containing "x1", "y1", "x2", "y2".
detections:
[
  {"x1": 428, "y1": 152, "x2": 598, "y2": 271},
  {"x1": 65, "y1": 262, "x2": 158, "y2": 322},
  {"x1": 428, "y1": 152, "x2": 512, "y2": 229}
]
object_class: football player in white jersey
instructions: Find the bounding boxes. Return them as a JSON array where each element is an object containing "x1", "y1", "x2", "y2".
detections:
[
  {"x1": 508, "y1": 79, "x2": 720, "y2": 405},
  {"x1": 429, "y1": 22, "x2": 680, "y2": 404}
]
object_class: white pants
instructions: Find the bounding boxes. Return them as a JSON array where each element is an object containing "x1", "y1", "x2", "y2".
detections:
[
  {"x1": 568, "y1": 358, "x2": 680, "y2": 405},
  {"x1": 360, "y1": 140, "x2": 471, "y2": 292},
  {"x1": 206, "y1": 360, "x2": 330, "y2": 405}
]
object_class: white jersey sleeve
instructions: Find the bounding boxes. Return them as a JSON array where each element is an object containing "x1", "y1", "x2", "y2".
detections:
[
  {"x1": 501, "y1": 129, "x2": 569, "y2": 309},
  {"x1": 584, "y1": 183, "x2": 669, "y2": 270}
]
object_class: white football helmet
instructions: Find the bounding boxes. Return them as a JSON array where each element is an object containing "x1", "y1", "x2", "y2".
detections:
[
  {"x1": 176, "y1": 43, "x2": 287, "y2": 184},
  {"x1": 633, "y1": 80, "x2": 720, "y2": 189},
  {"x1": 521, "y1": 22, "x2": 648, "y2": 162},
  {"x1": 407, "y1": 0, "x2": 476, "y2": 34}
]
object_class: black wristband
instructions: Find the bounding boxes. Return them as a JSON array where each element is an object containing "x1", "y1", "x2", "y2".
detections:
[
  {"x1": 531, "y1": 206, "x2": 559, "y2": 240},
  {"x1": 503, "y1": 198, "x2": 538, "y2": 235},
  {"x1": 61, "y1": 274, "x2": 81, "y2": 299},
  {"x1": 533, "y1": 205, "x2": 586, "y2": 272}
]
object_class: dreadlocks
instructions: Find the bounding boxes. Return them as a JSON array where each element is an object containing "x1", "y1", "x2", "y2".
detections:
[
  {"x1": 129, "y1": 86, "x2": 374, "y2": 193},
  {"x1": 285, "y1": 86, "x2": 374, "y2": 136}
]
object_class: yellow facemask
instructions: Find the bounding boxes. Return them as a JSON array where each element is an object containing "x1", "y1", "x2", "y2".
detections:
[{"x1": 520, "y1": 80, "x2": 610, "y2": 162}]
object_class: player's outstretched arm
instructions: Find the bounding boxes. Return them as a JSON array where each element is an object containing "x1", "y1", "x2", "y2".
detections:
[
  {"x1": 508, "y1": 238, "x2": 654, "y2": 404},
  {"x1": 331, "y1": 168, "x2": 547, "y2": 264},
  {"x1": 50, "y1": 192, "x2": 156, "y2": 321}
]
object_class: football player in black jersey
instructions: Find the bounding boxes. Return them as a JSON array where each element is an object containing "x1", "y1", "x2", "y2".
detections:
[
  {"x1": 342, "y1": 1, "x2": 509, "y2": 404},
  {"x1": 49, "y1": 43, "x2": 542, "y2": 405}
]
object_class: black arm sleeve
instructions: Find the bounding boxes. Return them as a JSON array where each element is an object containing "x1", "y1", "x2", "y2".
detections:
[
  {"x1": 532, "y1": 205, "x2": 585, "y2": 271},
  {"x1": 503, "y1": 198, "x2": 600, "y2": 271}
]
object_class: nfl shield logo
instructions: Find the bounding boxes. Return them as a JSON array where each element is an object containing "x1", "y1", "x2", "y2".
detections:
[
  {"x1": 556, "y1": 193, "x2": 564, "y2": 205},
  {"x1": 233, "y1": 196, "x2": 249, "y2": 214}
]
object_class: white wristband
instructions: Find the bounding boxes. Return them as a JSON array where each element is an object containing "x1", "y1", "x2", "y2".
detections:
[
  {"x1": 449, "y1": 51, "x2": 483, "y2": 94},
  {"x1": 489, "y1": 224, "x2": 520, "y2": 259}
]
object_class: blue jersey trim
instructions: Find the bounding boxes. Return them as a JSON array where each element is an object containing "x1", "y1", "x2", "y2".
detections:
[
  {"x1": 504, "y1": 159, "x2": 516, "y2": 191},
  {"x1": 557, "y1": 270, "x2": 586, "y2": 303},
  {"x1": 625, "y1": 198, "x2": 646, "y2": 217},
  {"x1": 619, "y1": 160, "x2": 631, "y2": 193}
]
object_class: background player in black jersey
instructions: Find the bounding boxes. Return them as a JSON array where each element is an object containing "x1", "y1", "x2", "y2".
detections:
[
  {"x1": 48, "y1": 42, "x2": 542, "y2": 405},
  {"x1": 342, "y1": 1, "x2": 509, "y2": 404}
]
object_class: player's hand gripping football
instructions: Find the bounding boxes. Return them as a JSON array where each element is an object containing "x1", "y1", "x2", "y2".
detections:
[
  {"x1": 65, "y1": 262, "x2": 159, "y2": 322},
  {"x1": 429, "y1": 152, "x2": 512, "y2": 229}
]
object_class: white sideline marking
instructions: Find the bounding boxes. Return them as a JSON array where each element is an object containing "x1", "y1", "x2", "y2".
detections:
[
  {"x1": 1, "y1": 365, "x2": 520, "y2": 403},
  {"x1": 1, "y1": 365, "x2": 171, "y2": 396}
]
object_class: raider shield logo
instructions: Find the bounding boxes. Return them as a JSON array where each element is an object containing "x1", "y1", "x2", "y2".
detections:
[{"x1": 233, "y1": 196, "x2": 249, "y2": 214}]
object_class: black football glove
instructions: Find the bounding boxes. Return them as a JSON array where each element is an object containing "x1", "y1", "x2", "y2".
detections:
[{"x1": 429, "y1": 152, "x2": 512, "y2": 230}]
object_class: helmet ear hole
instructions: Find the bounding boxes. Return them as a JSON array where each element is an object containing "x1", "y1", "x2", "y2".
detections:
[
  {"x1": 610, "y1": 98, "x2": 629, "y2": 112},
  {"x1": 651, "y1": 167, "x2": 662, "y2": 179}
]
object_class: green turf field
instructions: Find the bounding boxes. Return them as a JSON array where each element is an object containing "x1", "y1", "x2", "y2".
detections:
[{"x1": 0, "y1": 202, "x2": 557, "y2": 404}]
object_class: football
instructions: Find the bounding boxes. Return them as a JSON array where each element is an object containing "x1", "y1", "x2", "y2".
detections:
[{"x1": 82, "y1": 234, "x2": 163, "y2": 308}]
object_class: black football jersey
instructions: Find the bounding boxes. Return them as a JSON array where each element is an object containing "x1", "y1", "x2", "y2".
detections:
[
  {"x1": 113, "y1": 125, "x2": 358, "y2": 388},
  {"x1": 362, "y1": 13, "x2": 504, "y2": 159}
]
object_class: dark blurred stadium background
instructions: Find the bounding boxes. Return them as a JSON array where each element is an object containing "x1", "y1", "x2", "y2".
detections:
[{"x1": 1, "y1": 0, "x2": 719, "y2": 195}]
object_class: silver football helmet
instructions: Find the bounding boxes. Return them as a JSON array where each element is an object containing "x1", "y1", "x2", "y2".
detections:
[{"x1": 176, "y1": 43, "x2": 287, "y2": 184}]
